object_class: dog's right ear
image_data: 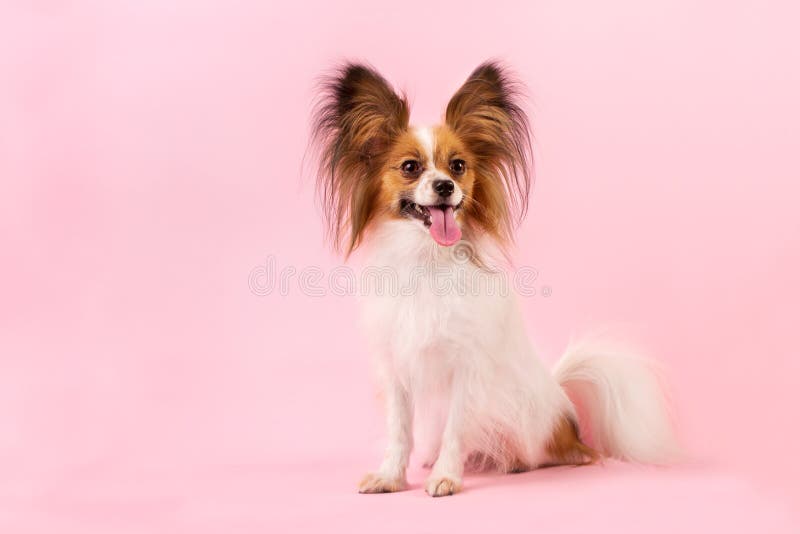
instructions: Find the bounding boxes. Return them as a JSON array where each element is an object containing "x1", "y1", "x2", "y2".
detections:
[{"x1": 311, "y1": 63, "x2": 409, "y2": 252}]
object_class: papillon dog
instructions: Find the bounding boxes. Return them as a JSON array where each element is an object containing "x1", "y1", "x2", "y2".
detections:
[{"x1": 310, "y1": 61, "x2": 677, "y2": 497}]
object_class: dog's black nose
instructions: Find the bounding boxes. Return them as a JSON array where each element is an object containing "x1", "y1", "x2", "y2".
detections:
[{"x1": 434, "y1": 179, "x2": 454, "y2": 198}]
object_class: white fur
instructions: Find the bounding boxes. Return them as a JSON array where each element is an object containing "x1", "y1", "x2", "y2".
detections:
[
  {"x1": 553, "y1": 337, "x2": 680, "y2": 463},
  {"x1": 411, "y1": 127, "x2": 463, "y2": 207},
  {"x1": 413, "y1": 126, "x2": 435, "y2": 161},
  {"x1": 357, "y1": 219, "x2": 678, "y2": 496}
]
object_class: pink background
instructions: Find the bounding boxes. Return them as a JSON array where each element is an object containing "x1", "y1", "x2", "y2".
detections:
[{"x1": 2, "y1": 1, "x2": 799, "y2": 532}]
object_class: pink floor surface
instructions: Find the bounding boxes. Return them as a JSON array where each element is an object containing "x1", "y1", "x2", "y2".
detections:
[
  {"x1": 4, "y1": 1, "x2": 800, "y2": 532},
  {"x1": 5, "y1": 459, "x2": 797, "y2": 533}
]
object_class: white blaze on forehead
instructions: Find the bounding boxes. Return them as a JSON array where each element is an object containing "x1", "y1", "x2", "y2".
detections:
[
  {"x1": 410, "y1": 125, "x2": 464, "y2": 208},
  {"x1": 412, "y1": 126, "x2": 435, "y2": 167}
]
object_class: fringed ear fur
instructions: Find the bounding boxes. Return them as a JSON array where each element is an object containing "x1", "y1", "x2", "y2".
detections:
[
  {"x1": 445, "y1": 61, "x2": 533, "y2": 244},
  {"x1": 311, "y1": 63, "x2": 409, "y2": 253}
]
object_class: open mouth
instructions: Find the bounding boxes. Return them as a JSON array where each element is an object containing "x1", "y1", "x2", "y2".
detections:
[
  {"x1": 399, "y1": 199, "x2": 463, "y2": 226},
  {"x1": 400, "y1": 199, "x2": 433, "y2": 226},
  {"x1": 399, "y1": 199, "x2": 463, "y2": 246}
]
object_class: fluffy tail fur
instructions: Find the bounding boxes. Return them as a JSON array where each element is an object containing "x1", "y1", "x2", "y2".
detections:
[{"x1": 552, "y1": 338, "x2": 680, "y2": 464}]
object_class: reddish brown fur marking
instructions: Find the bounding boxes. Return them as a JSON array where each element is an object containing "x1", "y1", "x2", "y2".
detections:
[
  {"x1": 311, "y1": 63, "x2": 409, "y2": 253},
  {"x1": 445, "y1": 62, "x2": 533, "y2": 248},
  {"x1": 544, "y1": 414, "x2": 601, "y2": 467},
  {"x1": 379, "y1": 126, "x2": 479, "y2": 225},
  {"x1": 376, "y1": 131, "x2": 428, "y2": 219},
  {"x1": 310, "y1": 61, "x2": 533, "y2": 256}
]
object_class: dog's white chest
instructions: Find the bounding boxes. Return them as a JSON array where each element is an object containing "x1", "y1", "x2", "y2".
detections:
[{"x1": 359, "y1": 222, "x2": 512, "y2": 381}]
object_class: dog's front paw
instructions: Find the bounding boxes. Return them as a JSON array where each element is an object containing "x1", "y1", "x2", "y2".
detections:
[
  {"x1": 358, "y1": 472, "x2": 407, "y2": 494},
  {"x1": 425, "y1": 475, "x2": 462, "y2": 497}
]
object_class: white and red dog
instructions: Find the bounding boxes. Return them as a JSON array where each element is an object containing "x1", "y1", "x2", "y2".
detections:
[{"x1": 311, "y1": 61, "x2": 677, "y2": 497}]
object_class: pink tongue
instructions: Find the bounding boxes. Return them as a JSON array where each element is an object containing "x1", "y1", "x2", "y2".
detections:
[{"x1": 428, "y1": 206, "x2": 462, "y2": 246}]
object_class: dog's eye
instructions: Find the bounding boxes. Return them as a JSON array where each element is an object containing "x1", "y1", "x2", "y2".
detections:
[
  {"x1": 401, "y1": 160, "x2": 422, "y2": 176},
  {"x1": 449, "y1": 159, "x2": 466, "y2": 175}
]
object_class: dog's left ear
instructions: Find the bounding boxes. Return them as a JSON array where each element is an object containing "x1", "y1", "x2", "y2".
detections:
[{"x1": 446, "y1": 61, "x2": 532, "y2": 229}]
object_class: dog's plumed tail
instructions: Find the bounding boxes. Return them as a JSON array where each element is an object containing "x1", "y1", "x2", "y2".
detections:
[{"x1": 553, "y1": 338, "x2": 680, "y2": 464}]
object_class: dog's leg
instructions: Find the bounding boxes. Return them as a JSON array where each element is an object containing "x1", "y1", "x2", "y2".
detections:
[
  {"x1": 358, "y1": 379, "x2": 413, "y2": 493},
  {"x1": 425, "y1": 374, "x2": 466, "y2": 497}
]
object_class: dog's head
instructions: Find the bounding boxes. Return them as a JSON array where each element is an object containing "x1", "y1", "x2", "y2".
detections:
[{"x1": 311, "y1": 61, "x2": 532, "y2": 254}]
